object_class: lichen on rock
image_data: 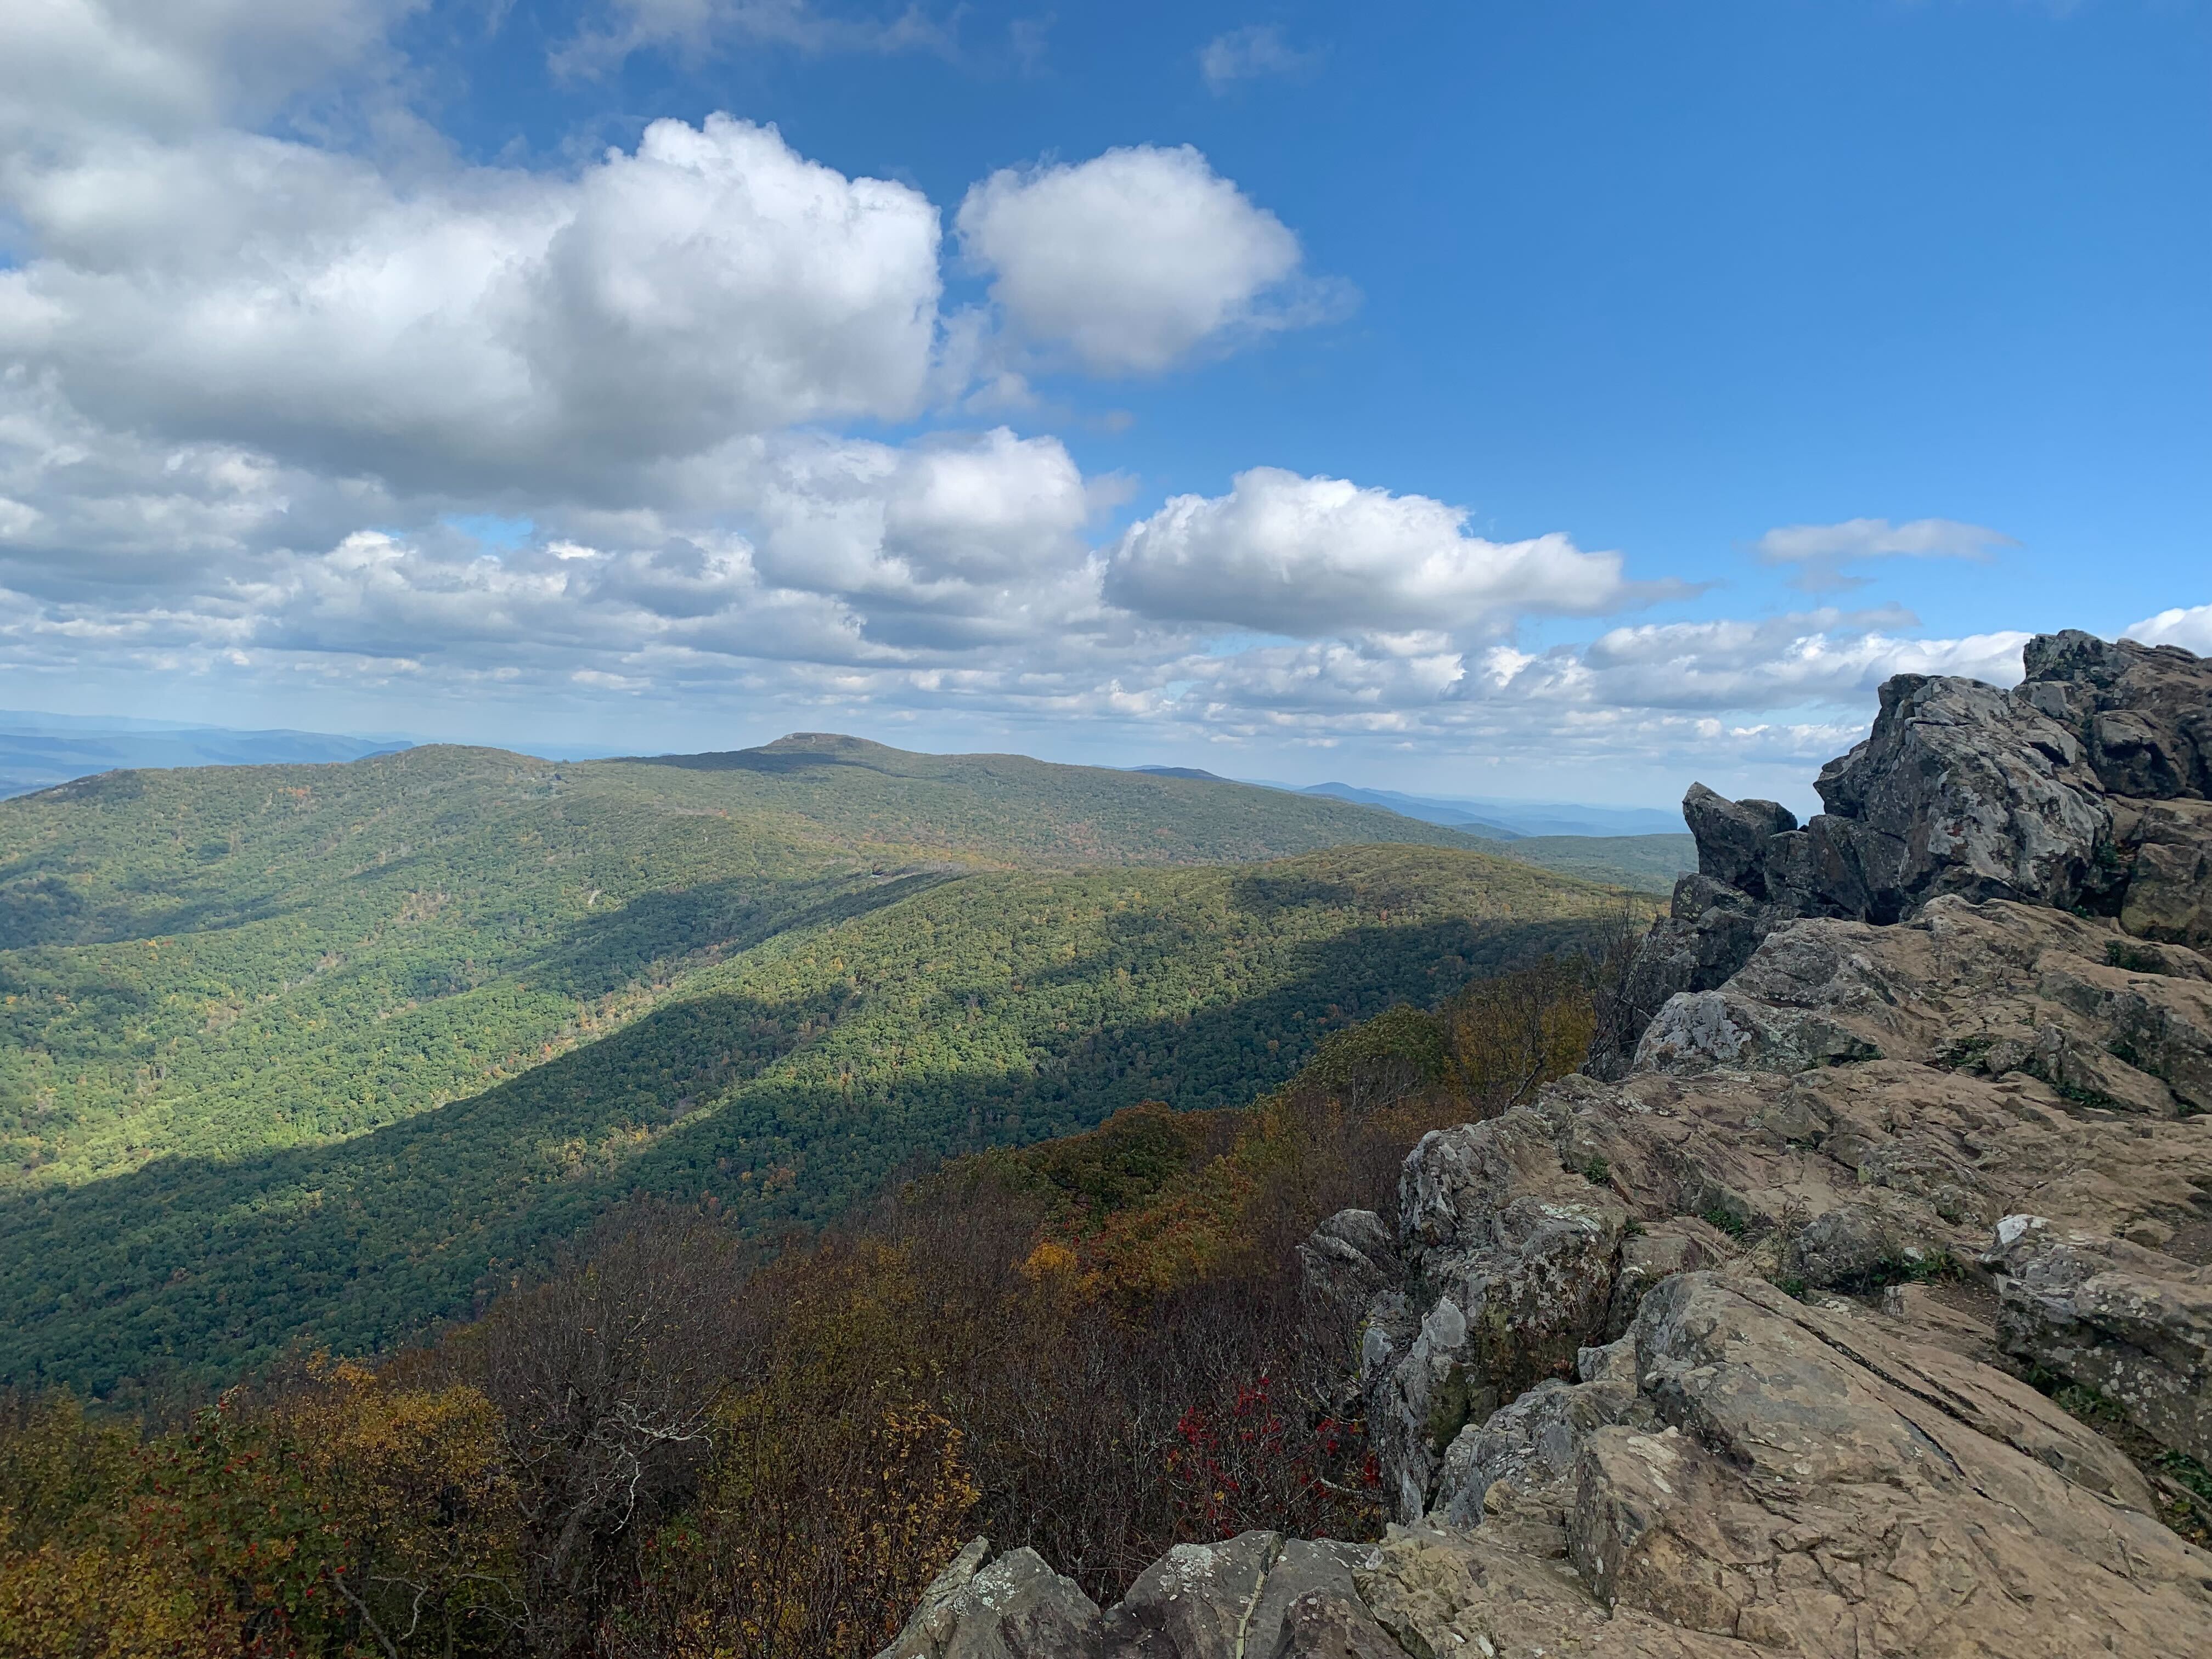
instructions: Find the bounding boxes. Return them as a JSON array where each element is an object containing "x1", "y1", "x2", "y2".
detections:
[{"x1": 883, "y1": 633, "x2": 2212, "y2": 1657}]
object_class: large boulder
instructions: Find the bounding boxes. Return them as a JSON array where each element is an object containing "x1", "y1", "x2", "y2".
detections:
[
  {"x1": 1987, "y1": 1214, "x2": 2212, "y2": 1465},
  {"x1": 2118, "y1": 797, "x2": 2212, "y2": 945},
  {"x1": 1802, "y1": 672, "x2": 2113, "y2": 920},
  {"x1": 1296, "y1": 1209, "x2": 1401, "y2": 1307},
  {"x1": 1366, "y1": 1112, "x2": 1628, "y2": 1520},
  {"x1": 879, "y1": 1533, "x2": 1399, "y2": 1659},
  {"x1": 1590, "y1": 631, "x2": 2212, "y2": 1072},
  {"x1": 2019, "y1": 629, "x2": 2212, "y2": 799},
  {"x1": 875, "y1": 1541, "x2": 1104, "y2": 1659},
  {"x1": 1351, "y1": 1273, "x2": 2211, "y2": 1659}
]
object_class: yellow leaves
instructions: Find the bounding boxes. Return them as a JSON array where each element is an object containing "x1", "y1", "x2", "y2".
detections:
[
  {"x1": 0, "y1": 1395, "x2": 224, "y2": 1659},
  {"x1": 613, "y1": 1241, "x2": 981, "y2": 1659},
  {"x1": 1019, "y1": 1239, "x2": 1079, "y2": 1280},
  {"x1": 0, "y1": 1363, "x2": 523, "y2": 1659},
  {"x1": 0, "y1": 1535, "x2": 219, "y2": 1659}
]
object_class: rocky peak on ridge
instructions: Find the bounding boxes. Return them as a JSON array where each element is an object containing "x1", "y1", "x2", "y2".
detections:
[
  {"x1": 1591, "y1": 629, "x2": 2212, "y2": 1079},
  {"x1": 881, "y1": 631, "x2": 2212, "y2": 1659}
]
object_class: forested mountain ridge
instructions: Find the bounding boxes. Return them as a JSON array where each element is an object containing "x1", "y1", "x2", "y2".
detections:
[
  {"x1": 617, "y1": 732, "x2": 1500, "y2": 865},
  {"x1": 0, "y1": 738, "x2": 1497, "y2": 1189},
  {"x1": 0, "y1": 733, "x2": 1649, "y2": 1393}
]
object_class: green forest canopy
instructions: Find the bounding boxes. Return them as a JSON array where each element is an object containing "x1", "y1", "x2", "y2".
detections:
[{"x1": 0, "y1": 737, "x2": 1652, "y2": 1392}]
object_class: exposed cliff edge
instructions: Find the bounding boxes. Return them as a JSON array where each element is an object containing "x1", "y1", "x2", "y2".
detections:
[
  {"x1": 1589, "y1": 628, "x2": 2212, "y2": 1080},
  {"x1": 880, "y1": 633, "x2": 2212, "y2": 1659}
]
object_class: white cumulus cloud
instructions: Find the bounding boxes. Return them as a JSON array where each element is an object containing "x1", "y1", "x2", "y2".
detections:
[
  {"x1": 1104, "y1": 467, "x2": 1660, "y2": 637},
  {"x1": 1, "y1": 0, "x2": 422, "y2": 137},
  {"x1": 0, "y1": 115, "x2": 944, "y2": 494},
  {"x1": 956, "y1": 145, "x2": 1329, "y2": 375}
]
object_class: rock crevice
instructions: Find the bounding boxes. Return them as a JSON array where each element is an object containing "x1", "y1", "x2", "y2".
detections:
[{"x1": 884, "y1": 633, "x2": 2212, "y2": 1658}]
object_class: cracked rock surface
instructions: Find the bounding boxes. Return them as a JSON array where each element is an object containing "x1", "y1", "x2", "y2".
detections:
[
  {"x1": 1591, "y1": 630, "x2": 2212, "y2": 1080},
  {"x1": 883, "y1": 635, "x2": 2212, "y2": 1657}
]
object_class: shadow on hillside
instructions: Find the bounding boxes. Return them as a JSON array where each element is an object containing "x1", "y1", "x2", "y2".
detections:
[
  {"x1": 0, "y1": 871, "x2": 91, "y2": 948},
  {"x1": 615, "y1": 748, "x2": 887, "y2": 777},
  {"x1": 521, "y1": 868, "x2": 963, "y2": 1000},
  {"x1": 0, "y1": 912, "x2": 1614, "y2": 1402},
  {"x1": 1224, "y1": 868, "x2": 1368, "y2": 916},
  {"x1": 0, "y1": 853, "x2": 318, "y2": 949}
]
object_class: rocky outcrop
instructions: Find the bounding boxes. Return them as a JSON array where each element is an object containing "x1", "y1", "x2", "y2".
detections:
[
  {"x1": 876, "y1": 1541, "x2": 1105, "y2": 1659},
  {"x1": 1361, "y1": 1111, "x2": 1630, "y2": 1519},
  {"x1": 878, "y1": 1532, "x2": 1405, "y2": 1659},
  {"x1": 887, "y1": 633, "x2": 2212, "y2": 1658},
  {"x1": 1351, "y1": 1271, "x2": 2208, "y2": 1658},
  {"x1": 1591, "y1": 632, "x2": 2212, "y2": 1077},
  {"x1": 1987, "y1": 1214, "x2": 2212, "y2": 1465},
  {"x1": 1296, "y1": 1209, "x2": 1401, "y2": 1308},
  {"x1": 1352, "y1": 891, "x2": 2212, "y2": 1538}
]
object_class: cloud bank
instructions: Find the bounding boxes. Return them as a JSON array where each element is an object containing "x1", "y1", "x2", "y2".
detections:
[
  {"x1": 2128, "y1": 603, "x2": 2212, "y2": 656},
  {"x1": 0, "y1": 1, "x2": 2124, "y2": 797},
  {"x1": 1105, "y1": 468, "x2": 1658, "y2": 637}
]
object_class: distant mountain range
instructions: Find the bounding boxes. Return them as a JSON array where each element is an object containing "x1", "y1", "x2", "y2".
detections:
[
  {"x1": 1295, "y1": 782, "x2": 1685, "y2": 840},
  {"x1": 1129, "y1": 766, "x2": 1685, "y2": 840},
  {"x1": 0, "y1": 710, "x2": 412, "y2": 799},
  {"x1": 3, "y1": 715, "x2": 1685, "y2": 845},
  {"x1": 0, "y1": 730, "x2": 1646, "y2": 1391}
]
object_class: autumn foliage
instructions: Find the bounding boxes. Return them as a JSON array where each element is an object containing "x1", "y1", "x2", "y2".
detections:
[{"x1": 0, "y1": 948, "x2": 1616, "y2": 1657}]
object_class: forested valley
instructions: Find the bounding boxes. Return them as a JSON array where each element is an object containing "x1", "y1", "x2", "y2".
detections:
[
  {"x1": 0, "y1": 737, "x2": 1651, "y2": 1391},
  {"x1": 0, "y1": 733, "x2": 1662, "y2": 1656},
  {"x1": 0, "y1": 950, "x2": 1622, "y2": 1658}
]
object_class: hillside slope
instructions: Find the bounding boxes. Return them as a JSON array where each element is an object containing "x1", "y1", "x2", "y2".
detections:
[
  {"x1": 0, "y1": 738, "x2": 1642, "y2": 1390},
  {"x1": 0, "y1": 738, "x2": 1514, "y2": 1190},
  {"x1": 616, "y1": 732, "x2": 1493, "y2": 865},
  {"x1": 1482, "y1": 830, "x2": 1691, "y2": 891}
]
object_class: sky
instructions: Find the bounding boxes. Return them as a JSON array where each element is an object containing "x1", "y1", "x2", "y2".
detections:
[{"x1": 0, "y1": 1, "x2": 2205, "y2": 810}]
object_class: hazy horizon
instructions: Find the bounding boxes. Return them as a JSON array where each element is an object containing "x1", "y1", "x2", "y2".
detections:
[{"x1": 2, "y1": 3, "x2": 2204, "y2": 815}]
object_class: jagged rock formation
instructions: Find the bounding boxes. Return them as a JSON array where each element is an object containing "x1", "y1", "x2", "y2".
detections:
[
  {"x1": 1592, "y1": 630, "x2": 2212, "y2": 1079},
  {"x1": 877, "y1": 1531, "x2": 1391, "y2": 1659},
  {"x1": 883, "y1": 633, "x2": 2212, "y2": 1658}
]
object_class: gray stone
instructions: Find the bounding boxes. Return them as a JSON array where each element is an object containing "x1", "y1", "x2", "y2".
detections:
[
  {"x1": 1593, "y1": 631, "x2": 2212, "y2": 1067},
  {"x1": 1432, "y1": 1375, "x2": 1651, "y2": 1528},
  {"x1": 1988, "y1": 1214, "x2": 2212, "y2": 1464},
  {"x1": 1682, "y1": 783, "x2": 1797, "y2": 897},
  {"x1": 1586, "y1": 874, "x2": 1781, "y2": 1079},
  {"x1": 1262, "y1": 1592, "x2": 1403, "y2": 1659},
  {"x1": 2023, "y1": 630, "x2": 2212, "y2": 800},
  {"x1": 1371, "y1": 1113, "x2": 1628, "y2": 1520},
  {"x1": 1100, "y1": 1534, "x2": 1386, "y2": 1659},
  {"x1": 1296, "y1": 1210, "x2": 1400, "y2": 1307},
  {"x1": 1243, "y1": 1541, "x2": 1385, "y2": 1659},
  {"x1": 1105, "y1": 1532, "x2": 1280, "y2": 1659},
  {"x1": 2119, "y1": 798, "x2": 2212, "y2": 947},
  {"x1": 1807, "y1": 670, "x2": 2112, "y2": 920},
  {"x1": 876, "y1": 1542, "x2": 1104, "y2": 1659},
  {"x1": 1602, "y1": 1221, "x2": 1725, "y2": 1338},
  {"x1": 1785, "y1": 1201, "x2": 1899, "y2": 1290}
]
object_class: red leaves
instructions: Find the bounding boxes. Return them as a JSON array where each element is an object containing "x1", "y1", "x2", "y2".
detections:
[{"x1": 1164, "y1": 1372, "x2": 1368, "y2": 1542}]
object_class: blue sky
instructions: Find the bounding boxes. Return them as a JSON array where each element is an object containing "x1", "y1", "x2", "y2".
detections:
[{"x1": 0, "y1": 1, "x2": 2204, "y2": 809}]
